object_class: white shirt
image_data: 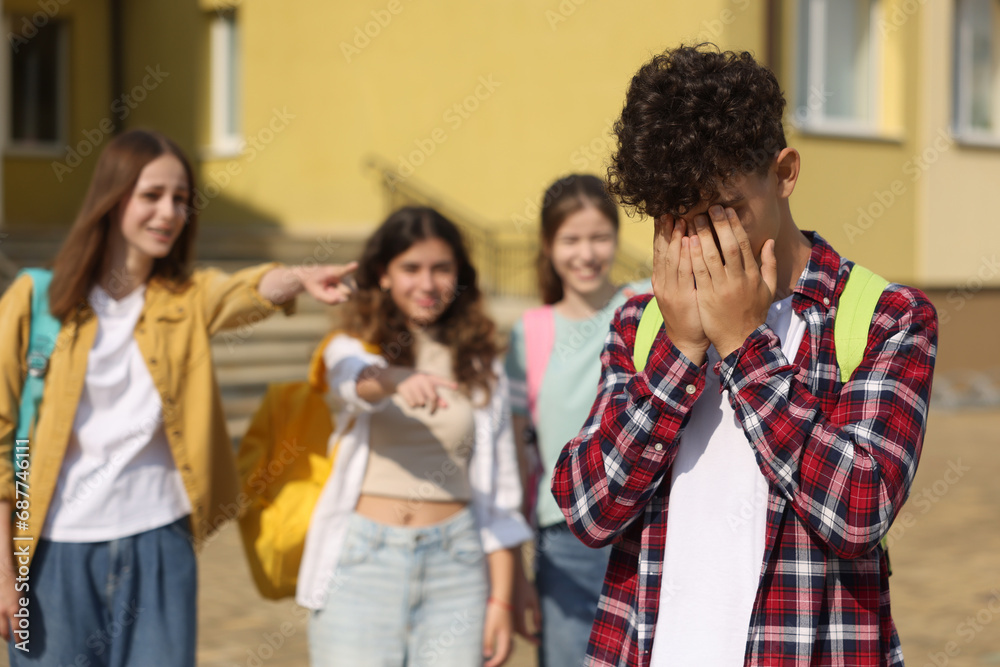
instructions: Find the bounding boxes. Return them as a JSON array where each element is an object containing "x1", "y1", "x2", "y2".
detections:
[
  {"x1": 42, "y1": 285, "x2": 191, "y2": 542},
  {"x1": 649, "y1": 295, "x2": 805, "y2": 666}
]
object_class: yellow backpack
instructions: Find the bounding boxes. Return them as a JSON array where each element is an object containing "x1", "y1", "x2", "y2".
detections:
[{"x1": 236, "y1": 332, "x2": 377, "y2": 599}]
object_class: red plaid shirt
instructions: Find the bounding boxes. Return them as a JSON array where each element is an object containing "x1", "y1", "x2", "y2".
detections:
[{"x1": 551, "y1": 234, "x2": 937, "y2": 667}]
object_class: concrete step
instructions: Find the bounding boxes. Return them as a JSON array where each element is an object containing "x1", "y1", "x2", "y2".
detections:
[
  {"x1": 215, "y1": 362, "x2": 309, "y2": 388},
  {"x1": 212, "y1": 339, "x2": 316, "y2": 368},
  {"x1": 486, "y1": 295, "x2": 539, "y2": 335},
  {"x1": 222, "y1": 387, "x2": 278, "y2": 441},
  {"x1": 0, "y1": 226, "x2": 367, "y2": 272},
  {"x1": 227, "y1": 416, "x2": 253, "y2": 441},
  {"x1": 223, "y1": 393, "x2": 269, "y2": 418},
  {"x1": 210, "y1": 312, "x2": 334, "y2": 350}
]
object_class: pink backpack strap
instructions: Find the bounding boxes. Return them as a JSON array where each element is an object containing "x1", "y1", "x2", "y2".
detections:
[{"x1": 522, "y1": 305, "x2": 555, "y2": 425}]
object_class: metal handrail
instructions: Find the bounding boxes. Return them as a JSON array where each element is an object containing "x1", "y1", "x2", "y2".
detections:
[{"x1": 364, "y1": 156, "x2": 650, "y2": 298}]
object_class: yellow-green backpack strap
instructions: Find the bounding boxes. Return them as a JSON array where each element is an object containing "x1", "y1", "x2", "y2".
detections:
[
  {"x1": 633, "y1": 298, "x2": 664, "y2": 372},
  {"x1": 833, "y1": 263, "x2": 893, "y2": 573},
  {"x1": 834, "y1": 264, "x2": 889, "y2": 384}
]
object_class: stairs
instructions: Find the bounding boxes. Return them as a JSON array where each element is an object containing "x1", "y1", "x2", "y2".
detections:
[{"x1": 213, "y1": 304, "x2": 339, "y2": 440}]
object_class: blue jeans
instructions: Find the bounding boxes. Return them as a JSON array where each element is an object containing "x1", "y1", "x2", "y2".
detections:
[
  {"x1": 309, "y1": 507, "x2": 488, "y2": 667},
  {"x1": 536, "y1": 521, "x2": 611, "y2": 667},
  {"x1": 8, "y1": 516, "x2": 197, "y2": 667}
]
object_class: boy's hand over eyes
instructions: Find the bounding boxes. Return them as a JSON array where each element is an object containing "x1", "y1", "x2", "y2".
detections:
[
  {"x1": 652, "y1": 215, "x2": 710, "y2": 366},
  {"x1": 688, "y1": 205, "x2": 777, "y2": 360}
]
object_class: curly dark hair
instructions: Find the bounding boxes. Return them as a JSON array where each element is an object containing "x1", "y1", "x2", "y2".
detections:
[
  {"x1": 342, "y1": 206, "x2": 498, "y2": 402},
  {"x1": 607, "y1": 44, "x2": 787, "y2": 219}
]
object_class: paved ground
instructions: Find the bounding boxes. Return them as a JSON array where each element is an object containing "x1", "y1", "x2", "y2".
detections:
[
  {"x1": 193, "y1": 408, "x2": 1000, "y2": 667},
  {"x1": 1, "y1": 408, "x2": 997, "y2": 665}
]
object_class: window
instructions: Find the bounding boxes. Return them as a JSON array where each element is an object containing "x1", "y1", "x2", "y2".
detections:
[
  {"x1": 209, "y1": 8, "x2": 241, "y2": 154},
  {"x1": 6, "y1": 16, "x2": 68, "y2": 152},
  {"x1": 795, "y1": 0, "x2": 881, "y2": 134},
  {"x1": 954, "y1": 0, "x2": 1000, "y2": 141}
]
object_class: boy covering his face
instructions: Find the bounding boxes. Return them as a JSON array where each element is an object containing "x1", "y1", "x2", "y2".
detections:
[{"x1": 551, "y1": 45, "x2": 937, "y2": 667}]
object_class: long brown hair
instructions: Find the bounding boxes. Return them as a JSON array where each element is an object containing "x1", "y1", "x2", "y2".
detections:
[
  {"x1": 342, "y1": 207, "x2": 498, "y2": 401},
  {"x1": 537, "y1": 174, "x2": 620, "y2": 304},
  {"x1": 48, "y1": 129, "x2": 198, "y2": 321}
]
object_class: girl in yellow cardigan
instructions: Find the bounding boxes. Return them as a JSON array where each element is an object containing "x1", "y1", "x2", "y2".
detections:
[{"x1": 0, "y1": 129, "x2": 355, "y2": 666}]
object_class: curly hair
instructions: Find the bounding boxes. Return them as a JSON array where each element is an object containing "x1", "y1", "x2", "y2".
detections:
[
  {"x1": 341, "y1": 206, "x2": 498, "y2": 402},
  {"x1": 607, "y1": 44, "x2": 787, "y2": 219},
  {"x1": 537, "y1": 174, "x2": 619, "y2": 305}
]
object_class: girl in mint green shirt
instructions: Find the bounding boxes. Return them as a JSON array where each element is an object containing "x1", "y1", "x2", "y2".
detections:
[{"x1": 505, "y1": 174, "x2": 649, "y2": 667}]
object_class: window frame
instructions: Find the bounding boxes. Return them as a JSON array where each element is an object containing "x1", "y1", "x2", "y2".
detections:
[
  {"x1": 953, "y1": 0, "x2": 1000, "y2": 146},
  {"x1": 207, "y1": 7, "x2": 242, "y2": 157},
  {"x1": 3, "y1": 15, "x2": 69, "y2": 158},
  {"x1": 793, "y1": 0, "x2": 885, "y2": 139}
]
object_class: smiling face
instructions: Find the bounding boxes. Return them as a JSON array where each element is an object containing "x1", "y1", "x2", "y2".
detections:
[
  {"x1": 112, "y1": 154, "x2": 190, "y2": 263},
  {"x1": 547, "y1": 204, "x2": 618, "y2": 300},
  {"x1": 379, "y1": 237, "x2": 459, "y2": 328}
]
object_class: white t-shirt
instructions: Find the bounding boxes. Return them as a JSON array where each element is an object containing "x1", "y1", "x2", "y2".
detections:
[
  {"x1": 42, "y1": 285, "x2": 192, "y2": 542},
  {"x1": 649, "y1": 295, "x2": 805, "y2": 666}
]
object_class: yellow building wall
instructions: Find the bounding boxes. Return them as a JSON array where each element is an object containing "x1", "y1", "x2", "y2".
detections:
[
  {"x1": 3, "y1": 0, "x2": 111, "y2": 228},
  {"x1": 119, "y1": 1, "x2": 203, "y2": 158},
  {"x1": 4, "y1": 0, "x2": 988, "y2": 295},
  {"x1": 779, "y1": 0, "x2": 921, "y2": 285},
  {"x1": 192, "y1": 0, "x2": 767, "y2": 259},
  {"x1": 920, "y1": 0, "x2": 1000, "y2": 288}
]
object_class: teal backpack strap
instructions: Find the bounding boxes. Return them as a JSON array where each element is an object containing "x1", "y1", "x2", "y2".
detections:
[
  {"x1": 633, "y1": 297, "x2": 664, "y2": 372},
  {"x1": 15, "y1": 269, "x2": 61, "y2": 455},
  {"x1": 834, "y1": 264, "x2": 889, "y2": 383}
]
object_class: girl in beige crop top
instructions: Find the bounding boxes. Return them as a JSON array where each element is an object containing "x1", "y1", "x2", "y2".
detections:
[
  {"x1": 360, "y1": 327, "x2": 476, "y2": 504},
  {"x1": 322, "y1": 207, "x2": 530, "y2": 667}
]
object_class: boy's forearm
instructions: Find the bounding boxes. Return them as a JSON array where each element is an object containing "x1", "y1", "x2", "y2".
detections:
[{"x1": 721, "y1": 297, "x2": 937, "y2": 557}]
